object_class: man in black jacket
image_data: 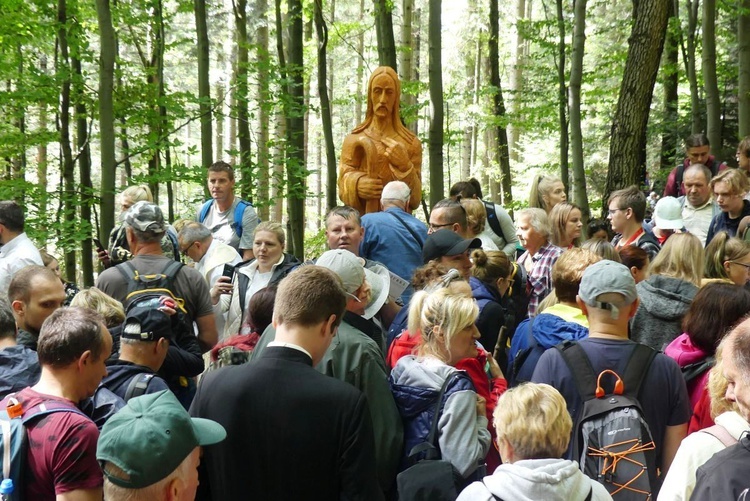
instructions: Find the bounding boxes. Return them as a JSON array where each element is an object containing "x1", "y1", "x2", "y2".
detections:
[{"x1": 190, "y1": 265, "x2": 382, "y2": 500}]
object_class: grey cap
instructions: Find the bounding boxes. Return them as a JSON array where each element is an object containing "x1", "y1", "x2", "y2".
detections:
[
  {"x1": 125, "y1": 201, "x2": 167, "y2": 234},
  {"x1": 578, "y1": 260, "x2": 638, "y2": 320}
]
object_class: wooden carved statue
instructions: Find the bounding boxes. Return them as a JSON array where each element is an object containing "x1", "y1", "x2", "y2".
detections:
[{"x1": 339, "y1": 66, "x2": 422, "y2": 214}]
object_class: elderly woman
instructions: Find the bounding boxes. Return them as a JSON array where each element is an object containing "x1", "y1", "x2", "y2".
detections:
[
  {"x1": 706, "y1": 168, "x2": 750, "y2": 244},
  {"x1": 515, "y1": 208, "x2": 563, "y2": 317},
  {"x1": 704, "y1": 231, "x2": 750, "y2": 286},
  {"x1": 390, "y1": 287, "x2": 492, "y2": 484},
  {"x1": 219, "y1": 222, "x2": 300, "y2": 338},
  {"x1": 528, "y1": 174, "x2": 567, "y2": 213},
  {"x1": 631, "y1": 232, "x2": 703, "y2": 351},
  {"x1": 461, "y1": 198, "x2": 499, "y2": 250},
  {"x1": 658, "y1": 354, "x2": 750, "y2": 501},
  {"x1": 457, "y1": 382, "x2": 612, "y2": 501},
  {"x1": 507, "y1": 249, "x2": 601, "y2": 385},
  {"x1": 549, "y1": 202, "x2": 583, "y2": 249}
]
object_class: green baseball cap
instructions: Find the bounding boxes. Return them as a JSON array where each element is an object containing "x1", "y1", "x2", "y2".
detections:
[{"x1": 97, "y1": 390, "x2": 226, "y2": 489}]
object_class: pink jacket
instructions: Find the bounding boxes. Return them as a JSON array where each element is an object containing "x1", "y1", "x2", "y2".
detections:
[{"x1": 665, "y1": 333, "x2": 711, "y2": 409}]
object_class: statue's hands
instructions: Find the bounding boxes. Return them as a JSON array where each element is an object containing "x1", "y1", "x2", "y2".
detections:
[
  {"x1": 383, "y1": 137, "x2": 410, "y2": 171},
  {"x1": 358, "y1": 177, "x2": 383, "y2": 199}
]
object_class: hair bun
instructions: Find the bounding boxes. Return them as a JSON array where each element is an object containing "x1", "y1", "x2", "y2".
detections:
[{"x1": 471, "y1": 248, "x2": 487, "y2": 266}]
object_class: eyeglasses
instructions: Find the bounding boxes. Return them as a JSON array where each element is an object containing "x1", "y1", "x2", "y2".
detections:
[
  {"x1": 180, "y1": 241, "x2": 197, "y2": 255},
  {"x1": 607, "y1": 208, "x2": 625, "y2": 216},
  {"x1": 730, "y1": 261, "x2": 750, "y2": 273},
  {"x1": 429, "y1": 222, "x2": 454, "y2": 231}
]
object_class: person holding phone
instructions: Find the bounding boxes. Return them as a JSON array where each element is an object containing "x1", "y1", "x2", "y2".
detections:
[{"x1": 219, "y1": 222, "x2": 300, "y2": 340}]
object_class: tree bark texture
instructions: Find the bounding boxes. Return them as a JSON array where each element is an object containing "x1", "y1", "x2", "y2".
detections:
[
  {"x1": 702, "y1": 0, "x2": 721, "y2": 150},
  {"x1": 740, "y1": 0, "x2": 750, "y2": 137},
  {"x1": 257, "y1": 0, "x2": 270, "y2": 220},
  {"x1": 374, "y1": 0, "x2": 398, "y2": 71},
  {"x1": 96, "y1": 0, "x2": 116, "y2": 244},
  {"x1": 233, "y1": 0, "x2": 252, "y2": 198},
  {"x1": 660, "y1": 5, "x2": 679, "y2": 170},
  {"x1": 314, "y1": 0, "x2": 337, "y2": 212},
  {"x1": 194, "y1": 0, "x2": 213, "y2": 170},
  {"x1": 569, "y1": 0, "x2": 590, "y2": 222},
  {"x1": 606, "y1": 0, "x2": 670, "y2": 202},
  {"x1": 428, "y1": 0, "x2": 444, "y2": 209},
  {"x1": 556, "y1": 0, "x2": 569, "y2": 194},
  {"x1": 489, "y1": 0, "x2": 513, "y2": 208}
]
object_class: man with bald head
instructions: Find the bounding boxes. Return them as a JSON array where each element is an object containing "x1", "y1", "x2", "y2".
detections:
[
  {"x1": 360, "y1": 181, "x2": 427, "y2": 302},
  {"x1": 678, "y1": 163, "x2": 719, "y2": 245}
]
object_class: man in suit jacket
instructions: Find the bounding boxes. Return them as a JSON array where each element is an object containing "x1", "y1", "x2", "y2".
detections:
[{"x1": 189, "y1": 265, "x2": 383, "y2": 501}]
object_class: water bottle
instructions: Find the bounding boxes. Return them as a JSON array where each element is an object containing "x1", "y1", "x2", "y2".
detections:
[{"x1": 0, "y1": 478, "x2": 13, "y2": 500}]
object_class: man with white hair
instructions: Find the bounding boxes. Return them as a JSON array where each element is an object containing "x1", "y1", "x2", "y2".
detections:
[
  {"x1": 360, "y1": 181, "x2": 427, "y2": 302},
  {"x1": 97, "y1": 390, "x2": 225, "y2": 501}
]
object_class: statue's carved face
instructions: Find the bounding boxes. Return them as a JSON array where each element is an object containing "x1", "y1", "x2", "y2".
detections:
[{"x1": 371, "y1": 74, "x2": 396, "y2": 118}]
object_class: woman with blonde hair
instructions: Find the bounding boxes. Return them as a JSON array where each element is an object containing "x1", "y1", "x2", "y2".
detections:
[
  {"x1": 461, "y1": 198, "x2": 499, "y2": 250},
  {"x1": 220, "y1": 222, "x2": 300, "y2": 338},
  {"x1": 390, "y1": 287, "x2": 492, "y2": 484},
  {"x1": 528, "y1": 174, "x2": 566, "y2": 213},
  {"x1": 457, "y1": 383, "x2": 611, "y2": 501},
  {"x1": 659, "y1": 352, "x2": 750, "y2": 500},
  {"x1": 549, "y1": 202, "x2": 583, "y2": 249},
  {"x1": 631, "y1": 233, "x2": 703, "y2": 351},
  {"x1": 704, "y1": 231, "x2": 750, "y2": 286}
]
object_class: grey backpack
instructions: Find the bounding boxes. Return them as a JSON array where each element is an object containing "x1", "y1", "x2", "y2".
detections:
[{"x1": 557, "y1": 341, "x2": 658, "y2": 500}]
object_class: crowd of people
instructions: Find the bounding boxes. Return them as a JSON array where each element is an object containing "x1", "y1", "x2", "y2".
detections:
[{"x1": 2, "y1": 132, "x2": 750, "y2": 500}]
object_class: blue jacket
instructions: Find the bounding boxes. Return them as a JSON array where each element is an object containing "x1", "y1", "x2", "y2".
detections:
[
  {"x1": 470, "y1": 277, "x2": 506, "y2": 353},
  {"x1": 507, "y1": 312, "x2": 588, "y2": 386}
]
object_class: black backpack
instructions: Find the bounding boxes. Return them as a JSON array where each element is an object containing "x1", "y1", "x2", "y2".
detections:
[{"x1": 557, "y1": 341, "x2": 659, "y2": 500}]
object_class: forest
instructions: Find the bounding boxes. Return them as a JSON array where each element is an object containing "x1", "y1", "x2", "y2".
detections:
[{"x1": 0, "y1": 0, "x2": 745, "y2": 286}]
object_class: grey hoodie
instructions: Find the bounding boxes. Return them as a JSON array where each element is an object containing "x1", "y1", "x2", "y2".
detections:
[
  {"x1": 390, "y1": 356, "x2": 491, "y2": 478},
  {"x1": 456, "y1": 459, "x2": 613, "y2": 501},
  {"x1": 630, "y1": 275, "x2": 698, "y2": 351}
]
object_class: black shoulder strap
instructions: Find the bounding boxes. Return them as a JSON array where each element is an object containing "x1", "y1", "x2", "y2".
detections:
[
  {"x1": 124, "y1": 373, "x2": 156, "y2": 401},
  {"x1": 621, "y1": 343, "x2": 657, "y2": 397},
  {"x1": 555, "y1": 341, "x2": 598, "y2": 401},
  {"x1": 675, "y1": 163, "x2": 685, "y2": 192},
  {"x1": 511, "y1": 316, "x2": 537, "y2": 381},
  {"x1": 387, "y1": 210, "x2": 425, "y2": 247},
  {"x1": 407, "y1": 371, "x2": 466, "y2": 460},
  {"x1": 585, "y1": 486, "x2": 592, "y2": 501},
  {"x1": 161, "y1": 260, "x2": 184, "y2": 290},
  {"x1": 482, "y1": 200, "x2": 504, "y2": 240}
]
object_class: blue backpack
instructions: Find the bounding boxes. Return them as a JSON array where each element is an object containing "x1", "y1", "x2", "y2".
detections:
[
  {"x1": 198, "y1": 199, "x2": 256, "y2": 238},
  {"x1": 0, "y1": 397, "x2": 88, "y2": 500}
]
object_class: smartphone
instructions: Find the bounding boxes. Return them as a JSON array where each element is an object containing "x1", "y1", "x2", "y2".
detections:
[
  {"x1": 93, "y1": 238, "x2": 105, "y2": 253},
  {"x1": 222, "y1": 264, "x2": 236, "y2": 281}
]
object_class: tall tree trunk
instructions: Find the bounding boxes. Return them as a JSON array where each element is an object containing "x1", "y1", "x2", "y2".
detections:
[
  {"x1": 58, "y1": 0, "x2": 77, "y2": 280},
  {"x1": 569, "y1": 0, "x2": 589, "y2": 222},
  {"x1": 605, "y1": 0, "x2": 670, "y2": 201},
  {"x1": 470, "y1": 39, "x2": 481, "y2": 172},
  {"x1": 96, "y1": 0, "x2": 116, "y2": 243},
  {"x1": 400, "y1": 0, "x2": 417, "y2": 132},
  {"x1": 355, "y1": 0, "x2": 365, "y2": 125},
  {"x1": 508, "y1": 0, "x2": 525, "y2": 163},
  {"x1": 233, "y1": 0, "x2": 252, "y2": 198},
  {"x1": 682, "y1": 0, "x2": 702, "y2": 133},
  {"x1": 374, "y1": 0, "x2": 398, "y2": 71},
  {"x1": 257, "y1": 0, "x2": 270, "y2": 220},
  {"x1": 38, "y1": 56, "x2": 49, "y2": 225},
  {"x1": 194, "y1": 0, "x2": 213, "y2": 169},
  {"x1": 73, "y1": 50, "x2": 93, "y2": 286},
  {"x1": 428, "y1": 0, "x2": 443, "y2": 208},
  {"x1": 489, "y1": 0, "x2": 513, "y2": 208},
  {"x1": 703, "y1": 0, "x2": 721, "y2": 150},
  {"x1": 281, "y1": 0, "x2": 306, "y2": 258},
  {"x1": 740, "y1": 0, "x2": 750, "y2": 137},
  {"x1": 412, "y1": 8, "x2": 422, "y2": 137},
  {"x1": 661, "y1": 4, "x2": 680, "y2": 170},
  {"x1": 314, "y1": 0, "x2": 337, "y2": 211},
  {"x1": 556, "y1": 0, "x2": 569, "y2": 194}
]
